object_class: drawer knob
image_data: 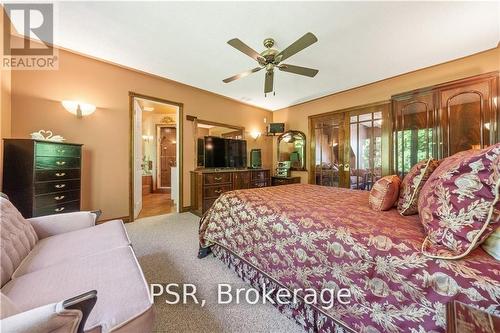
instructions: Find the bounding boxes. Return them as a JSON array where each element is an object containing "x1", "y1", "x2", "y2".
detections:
[
  {"x1": 56, "y1": 161, "x2": 66, "y2": 166},
  {"x1": 214, "y1": 189, "x2": 223, "y2": 194},
  {"x1": 57, "y1": 149, "x2": 66, "y2": 153},
  {"x1": 54, "y1": 195, "x2": 65, "y2": 201},
  {"x1": 55, "y1": 184, "x2": 66, "y2": 189},
  {"x1": 55, "y1": 172, "x2": 66, "y2": 177},
  {"x1": 54, "y1": 207, "x2": 65, "y2": 212},
  {"x1": 214, "y1": 177, "x2": 222, "y2": 181}
]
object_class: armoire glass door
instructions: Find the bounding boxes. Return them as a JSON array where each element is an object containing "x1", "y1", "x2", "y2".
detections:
[
  {"x1": 309, "y1": 102, "x2": 389, "y2": 190},
  {"x1": 392, "y1": 92, "x2": 437, "y2": 178},
  {"x1": 311, "y1": 113, "x2": 349, "y2": 187},
  {"x1": 439, "y1": 78, "x2": 496, "y2": 156},
  {"x1": 349, "y1": 111, "x2": 383, "y2": 190}
]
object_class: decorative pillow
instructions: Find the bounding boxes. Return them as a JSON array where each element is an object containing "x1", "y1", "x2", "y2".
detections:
[
  {"x1": 369, "y1": 175, "x2": 401, "y2": 211},
  {"x1": 397, "y1": 158, "x2": 440, "y2": 216},
  {"x1": 418, "y1": 144, "x2": 500, "y2": 259},
  {"x1": 481, "y1": 226, "x2": 500, "y2": 260}
]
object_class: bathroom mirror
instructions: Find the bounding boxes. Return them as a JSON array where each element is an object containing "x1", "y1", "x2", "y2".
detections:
[{"x1": 277, "y1": 130, "x2": 306, "y2": 171}]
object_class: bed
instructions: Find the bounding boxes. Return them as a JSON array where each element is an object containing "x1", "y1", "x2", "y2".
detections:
[{"x1": 199, "y1": 184, "x2": 500, "y2": 333}]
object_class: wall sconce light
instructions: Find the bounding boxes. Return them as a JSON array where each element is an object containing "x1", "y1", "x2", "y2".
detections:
[
  {"x1": 250, "y1": 130, "x2": 261, "y2": 140},
  {"x1": 62, "y1": 100, "x2": 96, "y2": 118}
]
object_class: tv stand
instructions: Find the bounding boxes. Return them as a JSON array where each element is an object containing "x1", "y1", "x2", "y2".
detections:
[{"x1": 190, "y1": 168, "x2": 271, "y2": 216}]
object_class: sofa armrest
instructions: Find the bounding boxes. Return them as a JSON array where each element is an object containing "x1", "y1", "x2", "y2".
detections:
[
  {"x1": 0, "y1": 290, "x2": 97, "y2": 333},
  {"x1": 28, "y1": 211, "x2": 99, "y2": 239}
]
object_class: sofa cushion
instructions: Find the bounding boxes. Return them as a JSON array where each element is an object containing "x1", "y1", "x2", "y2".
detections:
[
  {"x1": 0, "y1": 292, "x2": 19, "y2": 319},
  {"x1": 418, "y1": 144, "x2": 500, "y2": 259},
  {"x1": 13, "y1": 220, "x2": 130, "y2": 278},
  {"x1": 0, "y1": 197, "x2": 38, "y2": 287},
  {"x1": 2, "y1": 246, "x2": 153, "y2": 333}
]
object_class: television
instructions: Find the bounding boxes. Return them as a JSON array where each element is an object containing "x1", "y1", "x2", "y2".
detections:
[
  {"x1": 204, "y1": 136, "x2": 247, "y2": 168},
  {"x1": 267, "y1": 122, "x2": 285, "y2": 135}
]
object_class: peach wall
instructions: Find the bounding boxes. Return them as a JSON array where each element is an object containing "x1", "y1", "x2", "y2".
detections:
[
  {"x1": 273, "y1": 47, "x2": 500, "y2": 183},
  {"x1": 0, "y1": 13, "x2": 12, "y2": 191},
  {"x1": 9, "y1": 44, "x2": 273, "y2": 220}
]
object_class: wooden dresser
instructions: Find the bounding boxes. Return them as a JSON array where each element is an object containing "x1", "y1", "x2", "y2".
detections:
[
  {"x1": 271, "y1": 176, "x2": 301, "y2": 186},
  {"x1": 2, "y1": 139, "x2": 83, "y2": 218},
  {"x1": 191, "y1": 169, "x2": 270, "y2": 215}
]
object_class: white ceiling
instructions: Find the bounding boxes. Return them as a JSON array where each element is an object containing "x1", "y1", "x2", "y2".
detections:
[{"x1": 28, "y1": 2, "x2": 500, "y2": 110}]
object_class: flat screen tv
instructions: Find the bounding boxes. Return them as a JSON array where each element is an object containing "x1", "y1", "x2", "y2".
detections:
[{"x1": 204, "y1": 136, "x2": 247, "y2": 168}]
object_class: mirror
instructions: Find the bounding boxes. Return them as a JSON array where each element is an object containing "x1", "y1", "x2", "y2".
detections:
[
  {"x1": 195, "y1": 119, "x2": 245, "y2": 167},
  {"x1": 277, "y1": 130, "x2": 306, "y2": 171}
]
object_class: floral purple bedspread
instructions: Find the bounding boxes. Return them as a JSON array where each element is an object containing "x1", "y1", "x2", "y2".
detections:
[{"x1": 199, "y1": 184, "x2": 500, "y2": 333}]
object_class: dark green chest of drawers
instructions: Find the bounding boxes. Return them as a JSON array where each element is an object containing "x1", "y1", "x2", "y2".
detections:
[{"x1": 2, "y1": 139, "x2": 83, "y2": 218}]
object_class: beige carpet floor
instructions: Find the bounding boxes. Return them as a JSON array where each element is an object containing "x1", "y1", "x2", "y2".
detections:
[{"x1": 126, "y1": 212, "x2": 304, "y2": 333}]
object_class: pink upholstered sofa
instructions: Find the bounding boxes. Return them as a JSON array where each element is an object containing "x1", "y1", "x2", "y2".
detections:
[{"x1": 0, "y1": 196, "x2": 154, "y2": 333}]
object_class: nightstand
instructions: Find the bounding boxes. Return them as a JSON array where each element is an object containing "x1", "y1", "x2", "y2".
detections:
[
  {"x1": 447, "y1": 300, "x2": 500, "y2": 333},
  {"x1": 271, "y1": 176, "x2": 301, "y2": 186}
]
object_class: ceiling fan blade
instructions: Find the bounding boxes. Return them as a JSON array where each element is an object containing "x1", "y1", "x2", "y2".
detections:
[
  {"x1": 227, "y1": 38, "x2": 265, "y2": 63},
  {"x1": 264, "y1": 71, "x2": 274, "y2": 94},
  {"x1": 278, "y1": 64, "x2": 318, "y2": 77},
  {"x1": 275, "y1": 32, "x2": 318, "y2": 63},
  {"x1": 223, "y1": 67, "x2": 263, "y2": 83}
]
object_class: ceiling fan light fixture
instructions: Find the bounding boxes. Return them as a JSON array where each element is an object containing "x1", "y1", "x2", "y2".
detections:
[{"x1": 222, "y1": 33, "x2": 319, "y2": 94}]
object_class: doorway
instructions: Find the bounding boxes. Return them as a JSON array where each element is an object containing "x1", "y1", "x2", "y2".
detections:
[
  {"x1": 157, "y1": 125, "x2": 177, "y2": 190},
  {"x1": 129, "y1": 92, "x2": 183, "y2": 221}
]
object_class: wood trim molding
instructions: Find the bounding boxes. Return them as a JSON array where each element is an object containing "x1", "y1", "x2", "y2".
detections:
[
  {"x1": 308, "y1": 100, "x2": 391, "y2": 120},
  {"x1": 128, "y1": 92, "x2": 184, "y2": 222},
  {"x1": 186, "y1": 115, "x2": 245, "y2": 131},
  {"x1": 96, "y1": 216, "x2": 130, "y2": 224},
  {"x1": 281, "y1": 50, "x2": 500, "y2": 110}
]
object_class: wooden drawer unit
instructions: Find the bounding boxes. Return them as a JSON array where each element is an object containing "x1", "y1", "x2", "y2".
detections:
[
  {"x1": 251, "y1": 180, "x2": 269, "y2": 188},
  {"x1": 251, "y1": 170, "x2": 270, "y2": 181},
  {"x1": 203, "y1": 198, "x2": 218, "y2": 213},
  {"x1": 233, "y1": 171, "x2": 250, "y2": 190},
  {"x1": 35, "y1": 190, "x2": 81, "y2": 209},
  {"x1": 34, "y1": 200, "x2": 81, "y2": 217},
  {"x1": 204, "y1": 184, "x2": 233, "y2": 199},
  {"x1": 35, "y1": 169, "x2": 81, "y2": 182},
  {"x1": 203, "y1": 172, "x2": 232, "y2": 185},
  {"x1": 271, "y1": 176, "x2": 301, "y2": 186},
  {"x1": 191, "y1": 168, "x2": 270, "y2": 216},
  {"x1": 2, "y1": 139, "x2": 83, "y2": 218},
  {"x1": 35, "y1": 179, "x2": 81, "y2": 194},
  {"x1": 36, "y1": 156, "x2": 81, "y2": 170},
  {"x1": 35, "y1": 142, "x2": 81, "y2": 157}
]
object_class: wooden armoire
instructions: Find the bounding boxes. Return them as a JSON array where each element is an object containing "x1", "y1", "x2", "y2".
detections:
[
  {"x1": 309, "y1": 71, "x2": 499, "y2": 188},
  {"x1": 392, "y1": 71, "x2": 499, "y2": 177}
]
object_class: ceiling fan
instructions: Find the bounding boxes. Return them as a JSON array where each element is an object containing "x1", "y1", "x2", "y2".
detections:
[{"x1": 222, "y1": 32, "x2": 319, "y2": 95}]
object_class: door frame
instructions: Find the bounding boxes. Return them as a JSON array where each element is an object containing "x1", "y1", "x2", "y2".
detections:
[
  {"x1": 156, "y1": 124, "x2": 177, "y2": 190},
  {"x1": 128, "y1": 92, "x2": 184, "y2": 222}
]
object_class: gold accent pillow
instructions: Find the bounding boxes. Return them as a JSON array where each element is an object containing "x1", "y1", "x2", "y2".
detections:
[
  {"x1": 369, "y1": 175, "x2": 401, "y2": 211},
  {"x1": 397, "y1": 158, "x2": 440, "y2": 216}
]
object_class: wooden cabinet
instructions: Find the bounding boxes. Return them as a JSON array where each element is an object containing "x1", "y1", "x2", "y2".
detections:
[
  {"x1": 2, "y1": 139, "x2": 83, "y2": 218},
  {"x1": 271, "y1": 176, "x2": 301, "y2": 186},
  {"x1": 191, "y1": 169, "x2": 270, "y2": 216},
  {"x1": 392, "y1": 71, "x2": 499, "y2": 177}
]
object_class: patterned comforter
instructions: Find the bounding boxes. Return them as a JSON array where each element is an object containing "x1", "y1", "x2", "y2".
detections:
[{"x1": 199, "y1": 184, "x2": 500, "y2": 333}]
